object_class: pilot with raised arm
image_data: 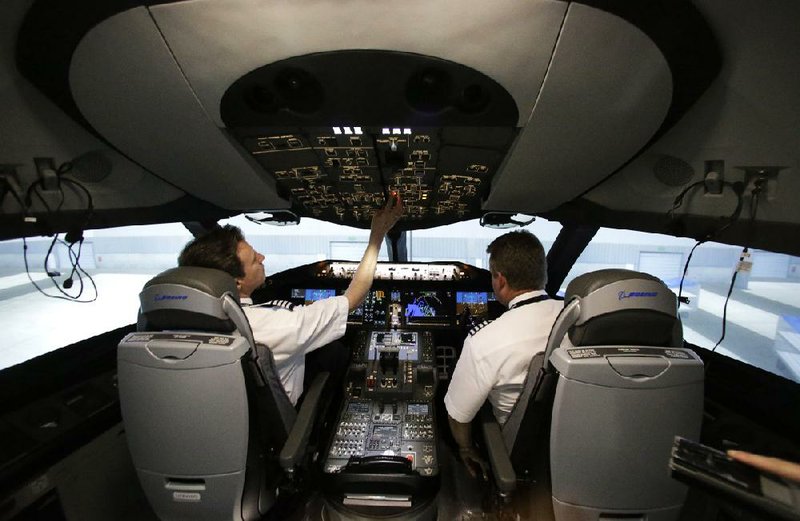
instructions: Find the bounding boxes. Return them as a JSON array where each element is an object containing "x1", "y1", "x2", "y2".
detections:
[
  {"x1": 444, "y1": 230, "x2": 562, "y2": 478},
  {"x1": 177, "y1": 195, "x2": 403, "y2": 405}
]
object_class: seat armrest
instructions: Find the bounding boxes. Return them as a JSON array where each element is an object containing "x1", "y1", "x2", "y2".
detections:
[
  {"x1": 279, "y1": 372, "x2": 330, "y2": 470},
  {"x1": 480, "y1": 406, "x2": 516, "y2": 494}
]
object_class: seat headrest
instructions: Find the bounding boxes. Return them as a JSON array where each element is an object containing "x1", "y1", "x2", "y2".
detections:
[
  {"x1": 138, "y1": 266, "x2": 241, "y2": 333},
  {"x1": 565, "y1": 269, "x2": 681, "y2": 347}
]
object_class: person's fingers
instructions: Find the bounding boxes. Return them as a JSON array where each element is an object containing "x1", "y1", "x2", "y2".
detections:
[{"x1": 728, "y1": 450, "x2": 800, "y2": 481}]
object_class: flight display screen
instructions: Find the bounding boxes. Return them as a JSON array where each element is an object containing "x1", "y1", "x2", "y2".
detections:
[
  {"x1": 407, "y1": 403, "x2": 429, "y2": 416},
  {"x1": 347, "y1": 289, "x2": 388, "y2": 326},
  {"x1": 372, "y1": 425, "x2": 398, "y2": 437},
  {"x1": 403, "y1": 290, "x2": 453, "y2": 325},
  {"x1": 300, "y1": 288, "x2": 336, "y2": 305},
  {"x1": 456, "y1": 291, "x2": 489, "y2": 319}
]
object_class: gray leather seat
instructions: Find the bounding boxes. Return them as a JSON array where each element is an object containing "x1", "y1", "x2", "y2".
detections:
[
  {"x1": 482, "y1": 269, "x2": 704, "y2": 521},
  {"x1": 117, "y1": 266, "x2": 328, "y2": 521}
]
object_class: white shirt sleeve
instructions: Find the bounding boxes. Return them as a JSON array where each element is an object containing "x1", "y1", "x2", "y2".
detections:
[
  {"x1": 444, "y1": 335, "x2": 495, "y2": 423},
  {"x1": 244, "y1": 295, "x2": 349, "y2": 364}
]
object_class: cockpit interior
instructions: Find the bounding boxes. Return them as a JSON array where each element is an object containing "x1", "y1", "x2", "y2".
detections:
[{"x1": 1, "y1": 1, "x2": 800, "y2": 520}]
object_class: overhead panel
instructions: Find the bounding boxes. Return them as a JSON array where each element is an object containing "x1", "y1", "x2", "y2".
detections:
[{"x1": 221, "y1": 51, "x2": 518, "y2": 228}]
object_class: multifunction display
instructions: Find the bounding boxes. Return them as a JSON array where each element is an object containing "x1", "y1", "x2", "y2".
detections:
[{"x1": 455, "y1": 291, "x2": 494, "y2": 323}]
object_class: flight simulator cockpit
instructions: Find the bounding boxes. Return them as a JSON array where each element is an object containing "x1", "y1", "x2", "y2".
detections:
[{"x1": 255, "y1": 260, "x2": 499, "y2": 517}]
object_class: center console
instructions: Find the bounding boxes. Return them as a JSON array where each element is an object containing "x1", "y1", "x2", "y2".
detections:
[
  {"x1": 321, "y1": 329, "x2": 440, "y2": 519},
  {"x1": 324, "y1": 331, "x2": 438, "y2": 476}
]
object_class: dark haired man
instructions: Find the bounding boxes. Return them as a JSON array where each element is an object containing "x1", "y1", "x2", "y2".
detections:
[
  {"x1": 443, "y1": 230, "x2": 561, "y2": 478},
  {"x1": 178, "y1": 197, "x2": 403, "y2": 405}
]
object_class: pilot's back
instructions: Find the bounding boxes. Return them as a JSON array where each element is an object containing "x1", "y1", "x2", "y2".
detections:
[{"x1": 446, "y1": 289, "x2": 561, "y2": 425}]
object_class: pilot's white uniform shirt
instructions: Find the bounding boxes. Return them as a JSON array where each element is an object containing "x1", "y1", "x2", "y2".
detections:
[
  {"x1": 241, "y1": 295, "x2": 349, "y2": 406},
  {"x1": 444, "y1": 290, "x2": 562, "y2": 425}
]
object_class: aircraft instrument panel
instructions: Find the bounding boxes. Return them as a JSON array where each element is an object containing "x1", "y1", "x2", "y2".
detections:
[
  {"x1": 272, "y1": 261, "x2": 498, "y2": 329},
  {"x1": 291, "y1": 287, "x2": 494, "y2": 327}
]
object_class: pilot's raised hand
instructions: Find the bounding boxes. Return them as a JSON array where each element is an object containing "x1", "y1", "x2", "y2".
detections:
[
  {"x1": 369, "y1": 192, "x2": 404, "y2": 241},
  {"x1": 347, "y1": 193, "x2": 404, "y2": 311}
]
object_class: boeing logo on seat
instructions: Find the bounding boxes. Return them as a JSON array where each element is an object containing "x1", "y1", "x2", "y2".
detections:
[
  {"x1": 618, "y1": 290, "x2": 658, "y2": 301},
  {"x1": 154, "y1": 294, "x2": 188, "y2": 301}
]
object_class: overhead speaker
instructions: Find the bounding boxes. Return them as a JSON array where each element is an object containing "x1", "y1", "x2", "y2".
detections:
[
  {"x1": 70, "y1": 151, "x2": 112, "y2": 183},
  {"x1": 653, "y1": 155, "x2": 694, "y2": 187}
]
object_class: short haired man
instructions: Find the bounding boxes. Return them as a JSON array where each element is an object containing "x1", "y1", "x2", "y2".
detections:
[
  {"x1": 443, "y1": 230, "x2": 562, "y2": 478},
  {"x1": 178, "y1": 196, "x2": 403, "y2": 405}
]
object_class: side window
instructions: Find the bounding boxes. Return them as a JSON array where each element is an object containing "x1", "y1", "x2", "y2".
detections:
[
  {"x1": 562, "y1": 228, "x2": 800, "y2": 384},
  {"x1": 0, "y1": 223, "x2": 192, "y2": 371}
]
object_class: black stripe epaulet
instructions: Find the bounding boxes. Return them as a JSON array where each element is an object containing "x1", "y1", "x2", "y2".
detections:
[
  {"x1": 468, "y1": 319, "x2": 493, "y2": 336},
  {"x1": 263, "y1": 299, "x2": 294, "y2": 311}
]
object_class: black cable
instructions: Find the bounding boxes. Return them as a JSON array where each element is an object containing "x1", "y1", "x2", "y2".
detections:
[
  {"x1": 66, "y1": 237, "x2": 99, "y2": 301},
  {"x1": 18, "y1": 160, "x2": 98, "y2": 302},
  {"x1": 22, "y1": 237, "x2": 96, "y2": 302},
  {"x1": 711, "y1": 247, "x2": 748, "y2": 353},
  {"x1": 0, "y1": 182, "x2": 74, "y2": 301},
  {"x1": 24, "y1": 179, "x2": 53, "y2": 213},
  {"x1": 709, "y1": 182, "x2": 761, "y2": 355},
  {"x1": 677, "y1": 240, "x2": 704, "y2": 308},
  {"x1": 60, "y1": 173, "x2": 97, "y2": 299},
  {"x1": 29, "y1": 235, "x2": 97, "y2": 302},
  {"x1": 672, "y1": 181, "x2": 744, "y2": 311}
]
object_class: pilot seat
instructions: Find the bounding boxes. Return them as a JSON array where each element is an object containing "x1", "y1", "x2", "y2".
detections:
[
  {"x1": 482, "y1": 269, "x2": 704, "y2": 521},
  {"x1": 117, "y1": 266, "x2": 330, "y2": 521}
]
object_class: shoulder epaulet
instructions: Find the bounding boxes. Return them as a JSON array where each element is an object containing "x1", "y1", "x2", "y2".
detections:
[
  {"x1": 468, "y1": 319, "x2": 493, "y2": 337},
  {"x1": 263, "y1": 299, "x2": 295, "y2": 311}
]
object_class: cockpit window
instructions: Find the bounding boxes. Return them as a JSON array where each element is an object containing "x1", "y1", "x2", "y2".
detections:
[
  {"x1": 408, "y1": 218, "x2": 562, "y2": 267},
  {"x1": 563, "y1": 228, "x2": 800, "y2": 384},
  {"x1": 0, "y1": 216, "x2": 561, "y2": 371},
  {"x1": 224, "y1": 215, "x2": 390, "y2": 273}
]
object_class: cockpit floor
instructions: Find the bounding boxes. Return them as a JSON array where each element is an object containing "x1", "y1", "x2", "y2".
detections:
[{"x1": 285, "y1": 441, "x2": 555, "y2": 521}]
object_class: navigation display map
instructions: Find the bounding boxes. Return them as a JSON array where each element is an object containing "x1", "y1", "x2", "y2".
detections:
[{"x1": 404, "y1": 291, "x2": 453, "y2": 324}]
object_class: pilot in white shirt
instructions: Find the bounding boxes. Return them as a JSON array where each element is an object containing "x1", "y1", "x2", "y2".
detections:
[
  {"x1": 444, "y1": 230, "x2": 559, "y2": 479},
  {"x1": 444, "y1": 289, "x2": 561, "y2": 425},
  {"x1": 240, "y1": 295, "x2": 349, "y2": 405},
  {"x1": 178, "y1": 195, "x2": 403, "y2": 405}
]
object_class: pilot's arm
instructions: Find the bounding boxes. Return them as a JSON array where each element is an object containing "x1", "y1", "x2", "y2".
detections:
[
  {"x1": 444, "y1": 335, "x2": 492, "y2": 479},
  {"x1": 344, "y1": 194, "x2": 403, "y2": 311},
  {"x1": 448, "y1": 416, "x2": 487, "y2": 480}
]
